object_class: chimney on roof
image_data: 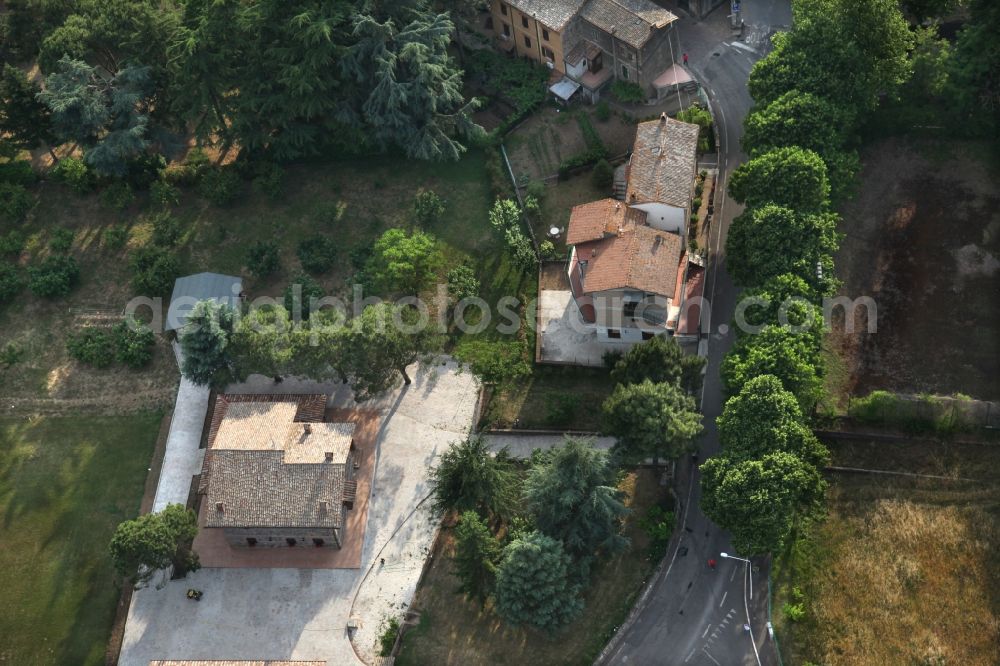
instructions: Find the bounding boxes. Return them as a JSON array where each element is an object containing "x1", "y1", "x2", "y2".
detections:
[
  {"x1": 303, "y1": 423, "x2": 312, "y2": 436},
  {"x1": 325, "y1": 451, "x2": 334, "y2": 462},
  {"x1": 591, "y1": 248, "x2": 598, "y2": 257},
  {"x1": 319, "y1": 500, "x2": 329, "y2": 512},
  {"x1": 660, "y1": 112, "x2": 667, "y2": 123},
  {"x1": 610, "y1": 25, "x2": 616, "y2": 34},
  {"x1": 215, "y1": 501, "x2": 224, "y2": 512}
]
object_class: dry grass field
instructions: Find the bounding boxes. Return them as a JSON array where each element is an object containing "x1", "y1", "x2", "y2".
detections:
[{"x1": 773, "y1": 437, "x2": 1000, "y2": 665}]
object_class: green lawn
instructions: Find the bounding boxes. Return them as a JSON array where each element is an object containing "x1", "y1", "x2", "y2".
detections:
[
  {"x1": 479, "y1": 364, "x2": 616, "y2": 431},
  {"x1": 0, "y1": 413, "x2": 162, "y2": 665}
]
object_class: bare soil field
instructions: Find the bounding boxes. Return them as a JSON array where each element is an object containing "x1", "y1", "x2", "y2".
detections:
[
  {"x1": 828, "y1": 139, "x2": 1000, "y2": 405},
  {"x1": 773, "y1": 436, "x2": 1000, "y2": 666}
]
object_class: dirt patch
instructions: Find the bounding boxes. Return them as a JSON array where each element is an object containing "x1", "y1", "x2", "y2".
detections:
[{"x1": 828, "y1": 138, "x2": 1000, "y2": 404}]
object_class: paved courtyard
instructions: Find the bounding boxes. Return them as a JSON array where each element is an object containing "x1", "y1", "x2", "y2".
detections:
[
  {"x1": 118, "y1": 359, "x2": 479, "y2": 666},
  {"x1": 538, "y1": 289, "x2": 621, "y2": 366}
]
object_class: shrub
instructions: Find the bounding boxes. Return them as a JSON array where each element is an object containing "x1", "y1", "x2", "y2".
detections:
[
  {"x1": 0, "y1": 181, "x2": 33, "y2": 221},
  {"x1": 592, "y1": 159, "x2": 614, "y2": 188},
  {"x1": 525, "y1": 180, "x2": 546, "y2": 202},
  {"x1": 0, "y1": 160, "x2": 37, "y2": 186},
  {"x1": 67, "y1": 327, "x2": 115, "y2": 368},
  {"x1": 52, "y1": 157, "x2": 94, "y2": 194},
  {"x1": 112, "y1": 321, "x2": 155, "y2": 368},
  {"x1": 296, "y1": 234, "x2": 338, "y2": 274},
  {"x1": 103, "y1": 225, "x2": 129, "y2": 251},
  {"x1": 186, "y1": 147, "x2": 210, "y2": 176},
  {"x1": 639, "y1": 505, "x2": 675, "y2": 557},
  {"x1": 246, "y1": 240, "x2": 281, "y2": 277},
  {"x1": 602, "y1": 349, "x2": 624, "y2": 369},
  {"x1": 0, "y1": 261, "x2": 24, "y2": 303},
  {"x1": 150, "y1": 179, "x2": 180, "y2": 207},
  {"x1": 100, "y1": 181, "x2": 134, "y2": 211},
  {"x1": 783, "y1": 601, "x2": 806, "y2": 622},
  {"x1": 0, "y1": 230, "x2": 24, "y2": 256},
  {"x1": 545, "y1": 392, "x2": 577, "y2": 426},
  {"x1": 446, "y1": 264, "x2": 479, "y2": 302},
  {"x1": 412, "y1": 188, "x2": 445, "y2": 226},
  {"x1": 454, "y1": 340, "x2": 531, "y2": 385},
  {"x1": 124, "y1": 153, "x2": 167, "y2": 190},
  {"x1": 312, "y1": 200, "x2": 347, "y2": 227},
  {"x1": 595, "y1": 101, "x2": 611, "y2": 122},
  {"x1": 539, "y1": 239, "x2": 557, "y2": 259},
  {"x1": 49, "y1": 227, "x2": 74, "y2": 253},
  {"x1": 130, "y1": 246, "x2": 180, "y2": 295},
  {"x1": 522, "y1": 194, "x2": 540, "y2": 214},
  {"x1": 692, "y1": 197, "x2": 703, "y2": 210},
  {"x1": 251, "y1": 162, "x2": 285, "y2": 200},
  {"x1": 611, "y1": 80, "x2": 646, "y2": 104},
  {"x1": 695, "y1": 182, "x2": 704, "y2": 197},
  {"x1": 0, "y1": 342, "x2": 23, "y2": 367},
  {"x1": 558, "y1": 147, "x2": 607, "y2": 179},
  {"x1": 198, "y1": 167, "x2": 242, "y2": 205},
  {"x1": 151, "y1": 212, "x2": 182, "y2": 247},
  {"x1": 28, "y1": 254, "x2": 80, "y2": 298},
  {"x1": 377, "y1": 616, "x2": 401, "y2": 657}
]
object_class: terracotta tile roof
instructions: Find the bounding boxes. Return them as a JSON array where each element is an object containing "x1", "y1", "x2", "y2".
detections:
[
  {"x1": 626, "y1": 116, "x2": 700, "y2": 207},
  {"x1": 506, "y1": 0, "x2": 586, "y2": 30},
  {"x1": 579, "y1": 0, "x2": 677, "y2": 49},
  {"x1": 566, "y1": 198, "x2": 648, "y2": 244},
  {"x1": 203, "y1": 450, "x2": 345, "y2": 529},
  {"x1": 198, "y1": 394, "x2": 353, "y2": 530},
  {"x1": 575, "y1": 224, "x2": 682, "y2": 297}
]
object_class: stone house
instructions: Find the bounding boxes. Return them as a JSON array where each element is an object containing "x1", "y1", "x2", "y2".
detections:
[
  {"x1": 197, "y1": 394, "x2": 358, "y2": 549},
  {"x1": 489, "y1": 0, "x2": 680, "y2": 101},
  {"x1": 566, "y1": 113, "x2": 704, "y2": 344}
]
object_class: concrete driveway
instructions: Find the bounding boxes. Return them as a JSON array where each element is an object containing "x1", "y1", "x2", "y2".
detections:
[{"x1": 118, "y1": 359, "x2": 479, "y2": 666}]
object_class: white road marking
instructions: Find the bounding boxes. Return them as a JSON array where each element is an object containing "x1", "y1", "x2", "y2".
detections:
[
  {"x1": 702, "y1": 648, "x2": 723, "y2": 666},
  {"x1": 702, "y1": 623, "x2": 712, "y2": 638},
  {"x1": 729, "y1": 40, "x2": 758, "y2": 54},
  {"x1": 685, "y1": 648, "x2": 697, "y2": 663},
  {"x1": 730, "y1": 567, "x2": 737, "y2": 582},
  {"x1": 719, "y1": 591, "x2": 728, "y2": 608}
]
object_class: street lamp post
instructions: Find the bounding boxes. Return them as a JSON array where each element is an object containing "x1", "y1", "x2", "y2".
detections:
[
  {"x1": 720, "y1": 552, "x2": 752, "y2": 600},
  {"x1": 721, "y1": 551, "x2": 761, "y2": 666}
]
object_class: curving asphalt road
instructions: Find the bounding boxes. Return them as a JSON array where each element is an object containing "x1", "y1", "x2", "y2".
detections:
[{"x1": 598, "y1": 3, "x2": 791, "y2": 665}]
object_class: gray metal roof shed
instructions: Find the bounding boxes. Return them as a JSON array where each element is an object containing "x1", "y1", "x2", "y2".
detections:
[{"x1": 166, "y1": 272, "x2": 243, "y2": 332}]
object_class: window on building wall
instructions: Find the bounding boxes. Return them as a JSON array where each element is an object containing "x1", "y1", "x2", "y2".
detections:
[
  {"x1": 621, "y1": 64, "x2": 629, "y2": 79},
  {"x1": 642, "y1": 331, "x2": 655, "y2": 340},
  {"x1": 500, "y1": 2, "x2": 507, "y2": 15},
  {"x1": 624, "y1": 301, "x2": 638, "y2": 319},
  {"x1": 522, "y1": 15, "x2": 529, "y2": 28},
  {"x1": 286, "y1": 537, "x2": 297, "y2": 546},
  {"x1": 607, "y1": 328, "x2": 622, "y2": 339},
  {"x1": 542, "y1": 46, "x2": 554, "y2": 60},
  {"x1": 246, "y1": 537, "x2": 257, "y2": 547},
  {"x1": 524, "y1": 35, "x2": 531, "y2": 48},
  {"x1": 503, "y1": 22, "x2": 510, "y2": 37},
  {"x1": 542, "y1": 28, "x2": 550, "y2": 41},
  {"x1": 313, "y1": 538, "x2": 325, "y2": 547}
]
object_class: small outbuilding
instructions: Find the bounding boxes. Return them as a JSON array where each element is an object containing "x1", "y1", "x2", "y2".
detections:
[{"x1": 165, "y1": 272, "x2": 243, "y2": 332}]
